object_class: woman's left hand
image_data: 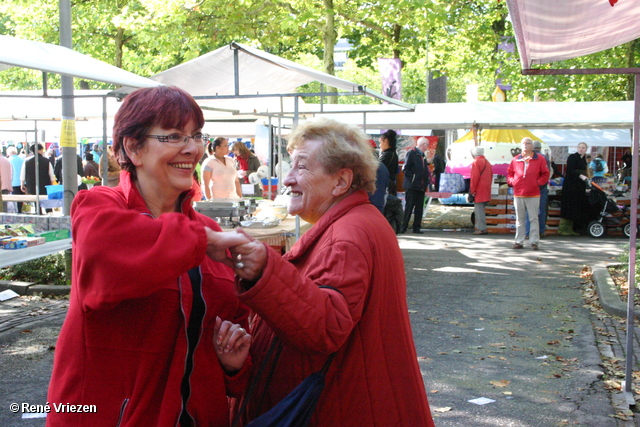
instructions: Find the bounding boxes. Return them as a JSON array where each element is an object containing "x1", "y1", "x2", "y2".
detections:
[{"x1": 213, "y1": 316, "x2": 251, "y2": 374}]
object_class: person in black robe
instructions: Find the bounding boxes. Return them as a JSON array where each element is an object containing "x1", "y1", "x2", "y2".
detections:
[{"x1": 559, "y1": 142, "x2": 593, "y2": 235}]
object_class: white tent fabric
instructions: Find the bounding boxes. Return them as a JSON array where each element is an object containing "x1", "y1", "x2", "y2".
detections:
[
  {"x1": 311, "y1": 101, "x2": 635, "y2": 130},
  {"x1": 530, "y1": 129, "x2": 631, "y2": 147},
  {"x1": 112, "y1": 42, "x2": 412, "y2": 111},
  {"x1": 506, "y1": 0, "x2": 640, "y2": 67},
  {"x1": 0, "y1": 35, "x2": 161, "y2": 88},
  {"x1": 0, "y1": 90, "x2": 118, "y2": 120}
]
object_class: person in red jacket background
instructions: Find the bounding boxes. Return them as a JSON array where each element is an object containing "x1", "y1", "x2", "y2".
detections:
[
  {"x1": 230, "y1": 118, "x2": 434, "y2": 427},
  {"x1": 507, "y1": 137, "x2": 550, "y2": 251},
  {"x1": 469, "y1": 146, "x2": 493, "y2": 235},
  {"x1": 47, "y1": 86, "x2": 252, "y2": 427}
]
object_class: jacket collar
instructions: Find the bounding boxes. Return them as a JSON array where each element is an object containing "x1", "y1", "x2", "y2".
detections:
[
  {"x1": 284, "y1": 191, "x2": 370, "y2": 261},
  {"x1": 516, "y1": 151, "x2": 539, "y2": 162}
]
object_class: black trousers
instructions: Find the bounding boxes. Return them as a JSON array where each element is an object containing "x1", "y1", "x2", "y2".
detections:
[
  {"x1": 11, "y1": 186, "x2": 24, "y2": 212},
  {"x1": 402, "y1": 189, "x2": 425, "y2": 232}
]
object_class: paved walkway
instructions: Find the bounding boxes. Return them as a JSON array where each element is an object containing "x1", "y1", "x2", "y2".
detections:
[{"x1": 399, "y1": 230, "x2": 637, "y2": 426}]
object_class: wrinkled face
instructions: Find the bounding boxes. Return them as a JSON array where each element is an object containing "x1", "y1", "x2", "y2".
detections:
[
  {"x1": 417, "y1": 141, "x2": 429, "y2": 152},
  {"x1": 283, "y1": 139, "x2": 340, "y2": 224},
  {"x1": 128, "y1": 120, "x2": 203, "y2": 199},
  {"x1": 521, "y1": 140, "x2": 533, "y2": 153},
  {"x1": 577, "y1": 143, "x2": 588, "y2": 156}
]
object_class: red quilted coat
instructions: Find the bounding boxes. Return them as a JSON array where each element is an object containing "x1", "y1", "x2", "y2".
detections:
[
  {"x1": 469, "y1": 155, "x2": 493, "y2": 203},
  {"x1": 236, "y1": 191, "x2": 434, "y2": 427},
  {"x1": 47, "y1": 171, "x2": 251, "y2": 427}
]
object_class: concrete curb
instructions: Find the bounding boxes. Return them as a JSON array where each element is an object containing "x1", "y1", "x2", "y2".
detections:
[
  {"x1": 592, "y1": 263, "x2": 640, "y2": 320},
  {"x1": 0, "y1": 280, "x2": 70, "y2": 297}
]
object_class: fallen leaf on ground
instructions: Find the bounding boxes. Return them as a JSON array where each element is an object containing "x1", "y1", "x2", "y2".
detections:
[{"x1": 490, "y1": 380, "x2": 510, "y2": 387}]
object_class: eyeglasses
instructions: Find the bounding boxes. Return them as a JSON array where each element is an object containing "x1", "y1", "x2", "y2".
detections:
[{"x1": 147, "y1": 133, "x2": 209, "y2": 145}]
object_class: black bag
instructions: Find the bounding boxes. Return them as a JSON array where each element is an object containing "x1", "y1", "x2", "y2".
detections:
[
  {"x1": 467, "y1": 193, "x2": 475, "y2": 203},
  {"x1": 594, "y1": 159, "x2": 604, "y2": 172},
  {"x1": 233, "y1": 337, "x2": 335, "y2": 427}
]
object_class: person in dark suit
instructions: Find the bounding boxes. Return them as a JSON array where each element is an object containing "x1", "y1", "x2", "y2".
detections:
[
  {"x1": 401, "y1": 137, "x2": 430, "y2": 234},
  {"x1": 20, "y1": 144, "x2": 55, "y2": 195}
]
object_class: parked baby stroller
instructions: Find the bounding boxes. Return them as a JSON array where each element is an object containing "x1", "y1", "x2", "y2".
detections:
[{"x1": 586, "y1": 181, "x2": 637, "y2": 238}]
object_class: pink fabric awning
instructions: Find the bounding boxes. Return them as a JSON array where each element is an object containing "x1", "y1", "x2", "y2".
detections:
[{"x1": 506, "y1": 0, "x2": 640, "y2": 68}]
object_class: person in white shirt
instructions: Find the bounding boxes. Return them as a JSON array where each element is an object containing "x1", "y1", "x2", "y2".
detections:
[{"x1": 202, "y1": 137, "x2": 242, "y2": 199}]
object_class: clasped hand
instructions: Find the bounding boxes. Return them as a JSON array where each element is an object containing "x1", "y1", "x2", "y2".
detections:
[
  {"x1": 204, "y1": 227, "x2": 268, "y2": 283},
  {"x1": 213, "y1": 316, "x2": 251, "y2": 373}
]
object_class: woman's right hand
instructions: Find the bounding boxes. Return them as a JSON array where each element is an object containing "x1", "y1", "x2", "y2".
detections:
[
  {"x1": 204, "y1": 228, "x2": 251, "y2": 269},
  {"x1": 230, "y1": 229, "x2": 268, "y2": 283}
]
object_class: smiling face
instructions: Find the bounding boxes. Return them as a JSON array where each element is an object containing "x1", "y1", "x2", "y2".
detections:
[
  {"x1": 283, "y1": 139, "x2": 343, "y2": 224},
  {"x1": 125, "y1": 120, "x2": 203, "y2": 205}
]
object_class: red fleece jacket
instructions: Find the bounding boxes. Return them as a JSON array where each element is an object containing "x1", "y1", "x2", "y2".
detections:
[{"x1": 47, "y1": 171, "x2": 250, "y2": 427}]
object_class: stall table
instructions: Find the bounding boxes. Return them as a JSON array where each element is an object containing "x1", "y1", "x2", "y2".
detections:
[
  {"x1": 0, "y1": 238, "x2": 72, "y2": 269},
  {"x1": 222, "y1": 216, "x2": 310, "y2": 254},
  {"x1": 1, "y1": 195, "x2": 63, "y2": 211}
]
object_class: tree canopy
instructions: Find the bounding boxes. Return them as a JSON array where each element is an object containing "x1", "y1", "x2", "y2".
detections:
[{"x1": 0, "y1": 0, "x2": 637, "y2": 102}]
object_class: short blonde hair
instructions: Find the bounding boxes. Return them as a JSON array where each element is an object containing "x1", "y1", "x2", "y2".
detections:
[{"x1": 287, "y1": 118, "x2": 377, "y2": 193}]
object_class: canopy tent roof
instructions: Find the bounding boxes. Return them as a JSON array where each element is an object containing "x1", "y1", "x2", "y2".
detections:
[
  {"x1": 0, "y1": 35, "x2": 160, "y2": 88},
  {"x1": 110, "y1": 42, "x2": 413, "y2": 116},
  {"x1": 1, "y1": 94, "x2": 635, "y2": 142},
  {"x1": 530, "y1": 128, "x2": 631, "y2": 147},
  {"x1": 453, "y1": 128, "x2": 541, "y2": 144},
  {"x1": 451, "y1": 127, "x2": 630, "y2": 148},
  {"x1": 0, "y1": 90, "x2": 118, "y2": 121},
  {"x1": 506, "y1": 0, "x2": 640, "y2": 67},
  {"x1": 310, "y1": 101, "x2": 635, "y2": 130}
]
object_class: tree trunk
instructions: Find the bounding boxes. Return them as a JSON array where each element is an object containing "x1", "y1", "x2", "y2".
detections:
[
  {"x1": 392, "y1": 23, "x2": 402, "y2": 66},
  {"x1": 114, "y1": 27, "x2": 125, "y2": 69},
  {"x1": 322, "y1": 0, "x2": 338, "y2": 103}
]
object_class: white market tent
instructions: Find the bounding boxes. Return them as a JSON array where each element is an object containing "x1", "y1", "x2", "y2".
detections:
[
  {"x1": 0, "y1": 35, "x2": 160, "y2": 212},
  {"x1": 0, "y1": 36, "x2": 161, "y2": 144},
  {"x1": 0, "y1": 35, "x2": 161, "y2": 89},
  {"x1": 530, "y1": 129, "x2": 631, "y2": 147},
  {"x1": 111, "y1": 41, "x2": 413, "y2": 117},
  {"x1": 506, "y1": 0, "x2": 640, "y2": 405},
  {"x1": 309, "y1": 101, "x2": 635, "y2": 131}
]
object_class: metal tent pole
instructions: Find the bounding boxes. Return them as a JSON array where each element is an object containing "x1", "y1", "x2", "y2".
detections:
[
  {"x1": 622, "y1": 73, "x2": 639, "y2": 406},
  {"x1": 101, "y1": 96, "x2": 108, "y2": 186},
  {"x1": 60, "y1": 0, "x2": 77, "y2": 216}
]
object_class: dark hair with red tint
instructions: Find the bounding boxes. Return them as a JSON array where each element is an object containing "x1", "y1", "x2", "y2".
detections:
[{"x1": 112, "y1": 86, "x2": 204, "y2": 174}]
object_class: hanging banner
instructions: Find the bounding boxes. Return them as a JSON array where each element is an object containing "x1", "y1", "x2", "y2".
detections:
[
  {"x1": 378, "y1": 58, "x2": 402, "y2": 103},
  {"x1": 60, "y1": 119, "x2": 77, "y2": 148}
]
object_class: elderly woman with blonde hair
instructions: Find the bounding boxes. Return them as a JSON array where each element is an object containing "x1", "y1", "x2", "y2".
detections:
[{"x1": 230, "y1": 117, "x2": 434, "y2": 426}]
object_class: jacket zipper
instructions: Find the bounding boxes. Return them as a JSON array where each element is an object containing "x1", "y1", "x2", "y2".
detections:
[
  {"x1": 177, "y1": 267, "x2": 207, "y2": 426},
  {"x1": 115, "y1": 398, "x2": 129, "y2": 427}
]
